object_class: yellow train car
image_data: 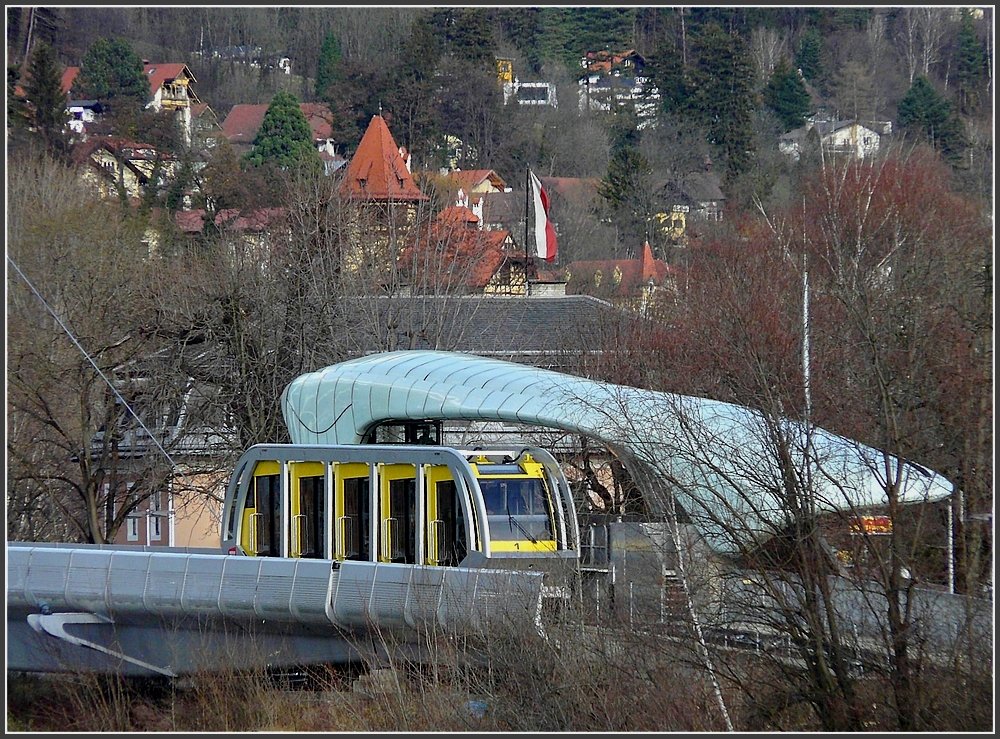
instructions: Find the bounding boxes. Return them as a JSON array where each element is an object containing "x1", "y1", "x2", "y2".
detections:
[{"x1": 221, "y1": 444, "x2": 580, "y2": 573}]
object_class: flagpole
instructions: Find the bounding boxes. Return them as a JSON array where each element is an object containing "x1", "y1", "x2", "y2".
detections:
[{"x1": 524, "y1": 166, "x2": 530, "y2": 297}]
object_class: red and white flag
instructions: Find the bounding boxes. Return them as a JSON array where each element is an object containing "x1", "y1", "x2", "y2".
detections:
[{"x1": 529, "y1": 170, "x2": 557, "y2": 262}]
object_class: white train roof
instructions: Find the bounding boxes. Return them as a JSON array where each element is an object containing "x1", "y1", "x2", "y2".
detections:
[{"x1": 281, "y1": 350, "x2": 953, "y2": 554}]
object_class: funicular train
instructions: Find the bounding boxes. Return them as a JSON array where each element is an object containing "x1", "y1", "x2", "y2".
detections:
[
  {"x1": 222, "y1": 435, "x2": 581, "y2": 577},
  {"x1": 8, "y1": 425, "x2": 581, "y2": 677}
]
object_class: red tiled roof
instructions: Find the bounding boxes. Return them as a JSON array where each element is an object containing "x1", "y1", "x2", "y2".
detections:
[
  {"x1": 445, "y1": 169, "x2": 507, "y2": 193},
  {"x1": 564, "y1": 241, "x2": 672, "y2": 297},
  {"x1": 437, "y1": 205, "x2": 479, "y2": 226},
  {"x1": 61, "y1": 63, "x2": 194, "y2": 99},
  {"x1": 401, "y1": 217, "x2": 514, "y2": 289},
  {"x1": 60, "y1": 67, "x2": 78, "y2": 95},
  {"x1": 222, "y1": 102, "x2": 335, "y2": 146},
  {"x1": 583, "y1": 49, "x2": 641, "y2": 75},
  {"x1": 71, "y1": 135, "x2": 175, "y2": 164},
  {"x1": 144, "y1": 63, "x2": 194, "y2": 94},
  {"x1": 341, "y1": 115, "x2": 426, "y2": 202},
  {"x1": 174, "y1": 207, "x2": 287, "y2": 234}
]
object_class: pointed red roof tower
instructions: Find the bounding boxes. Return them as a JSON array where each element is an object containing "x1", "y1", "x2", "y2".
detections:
[
  {"x1": 639, "y1": 240, "x2": 665, "y2": 283},
  {"x1": 341, "y1": 115, "x2": 427, "y2": 202}
]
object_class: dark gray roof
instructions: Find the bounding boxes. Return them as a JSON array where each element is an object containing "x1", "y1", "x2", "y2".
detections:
[
  {"x1": 680, "y1": 171, "x2": 724, "y2": 202},
  {"x1": 338, "y1": 294, "x2": 634, "y2": 364}
]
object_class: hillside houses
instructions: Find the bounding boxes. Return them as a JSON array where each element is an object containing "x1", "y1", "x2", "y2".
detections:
[
  {"x1": 61, "y1": 62, "x2": 204, "y2": 145},
  {"x1": 578, "y1": 49, "x2": 660, "y2": 127},
  {"x1": 779, "y1": 116, "x2": 887, "y2": 162}
]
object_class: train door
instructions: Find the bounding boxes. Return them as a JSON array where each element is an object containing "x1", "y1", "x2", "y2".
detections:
[
  {"x1": 336, "y1": 463, "x2": 371, "y2": 561},
  {"x1": 379, "y1": 463, "x2": 417, "y2": 564},
  {"x1": 291, "y1": 462, "x2": 326, "y2": 558},
  {"x1": 242, "y1": 461, "x2": 281, "y2": 556},
  {"x1": 424, "y1": 466, "x2": 467, "y2": 566}
]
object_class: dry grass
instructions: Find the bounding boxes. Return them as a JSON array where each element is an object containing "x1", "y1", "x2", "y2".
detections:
[{"x1": 7, "y1": 617, "x2": 993, "y2": 732}]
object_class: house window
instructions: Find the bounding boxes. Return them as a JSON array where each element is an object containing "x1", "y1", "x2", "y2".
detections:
[
  {"x1": 125, "y1": 482, "x2": 139, "y2": 541},
  {"x1": 150, "y1": 491, "x2": 162, "y2": 541}
]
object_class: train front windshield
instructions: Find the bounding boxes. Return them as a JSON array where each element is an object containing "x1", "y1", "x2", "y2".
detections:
[{"x1": 479, "y1": 478, "x2": 553, "y2": 542}]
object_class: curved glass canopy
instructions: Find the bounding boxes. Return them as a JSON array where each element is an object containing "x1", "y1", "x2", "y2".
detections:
[{"x1": 281, "y1": 350, "x2": 953, "y2": 554}]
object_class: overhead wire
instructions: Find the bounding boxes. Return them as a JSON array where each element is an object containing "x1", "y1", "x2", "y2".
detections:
[{"x1": 7, "y1": 254, "x2": 178, "y2": 469}]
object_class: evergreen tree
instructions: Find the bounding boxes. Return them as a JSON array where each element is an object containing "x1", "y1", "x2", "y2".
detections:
[
  {"x1": 795, "y1": 28, "x2": 822, "y2": 84},
  {"x1": 956, "y1": 9, "x2": 987, "y2": 115},
  {"x1": 75, "y1": 37, "x2": 148, "y2": 114},
  {"x1": 647, "y1": 37, "x2": 687, "y2": 116},
  {"x1": 429, "y1": 7, "x2": 494, "y2": 66},
  {"x1": 8, "y1": 64, "x2": 26, "y2": 127},
  {"x1": 314, "y1": 32, "x2": 343, "y2": 100},
  {"x1": 599, "y1": 107, "x2": 653, "y2": 245},
  {"x1": 763, "y1": 58, "x2": 811, "y2": 131},
  {"x1": 24, "y1": 42, "x2": 70, "y2": 157},
  {"x1": 898, "y1": 76, "x2": 966, "y2": 163},
  {"x1": 490, "y1": 8, "x2": 543, "y2": 73},
  {"x1": 688, "y1": 23, "x2": 757, "y2": 179},
  {"x1": 245, "y1": 91, "x2": 322, "y2": 172},
  {"x1": 386, "y1": 12, "x2": 443, "y2": 157}
]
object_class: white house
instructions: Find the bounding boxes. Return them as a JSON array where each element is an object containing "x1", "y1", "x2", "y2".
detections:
[{"x1": 779, "y1": 118, "x2": 882, "y2": 162}]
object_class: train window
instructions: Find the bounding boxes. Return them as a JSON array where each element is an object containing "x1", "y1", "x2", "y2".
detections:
[
  {"x1": 388, "y1": 478, "x2": 416, "y2": 563},
  {"x1": 343, "y1": 477, "x2": 370, "y2": 560},
  {"x1": 299, "y1": 475, "x2": 324, "y2": 558},
  {"x1": 254, "y1": 474, "x2": 281, "y2": 556},
  {"x1": 434, "y1": 480, "x2": 467, "y2": 566},
  {"x1": 480, "y1": 478, "x2": 553, "y2": 542}
]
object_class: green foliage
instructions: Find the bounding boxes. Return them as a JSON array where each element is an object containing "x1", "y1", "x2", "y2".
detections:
[
  {"x1": 165, "y1": 160, "x2": 194, "y2": 212},
  {"x1": 489, "y1": 8, "x2": 544, "y2": 73},
  {"x1": 432, "y1": 7, "x2": 494, "y2": 65},
  {"x1": 25, "y1": 42, "x2": 70, "y2": 155},
  {"x1": 384, "y1": 12, "x2": 442, "y2": 156},
  {"x1": 314, "y1": 32, "x2": 342, "y2": 99},
  {"x1": 764, "y1": 59, "x2": 811, "y2": 131},
  {"x1": 245, "y1": 91, "x2": 322, "y2": 172},
  {"x1": 8, "y1": 63, "x2": 27, "y2": 128},
  {"x1": 646, "y1": 38, "x2": 687, "y2": 116},
  {"x1": 795, "y1": 29, "x2": 822, "y2": 84},
  {"x1": 599, "y1": 119, "x2": 652, "y2": 246},
  {"x1": 599, "y1": 145, "x2": 648, "y2": 210},
  {"x1": 75, "y1": 37, "x2": 148, "y2": 113},
  {"x1": 897, "y1": 77, "x2": 966, "y2": 163},
  {"x1": 956, "y1": 10, "x2": 987, "y2": 115},
  {"x1": 325, "y1": 60, "x2": 392, "y2": 152},
  {"x1": 687, "y1": 23, "x2": 757, "y2": 179},
  {"x1": 537, "y1": 7, "x2": 638, "y2": 69}
]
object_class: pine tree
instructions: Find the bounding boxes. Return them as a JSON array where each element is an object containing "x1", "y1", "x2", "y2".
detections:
[
  {"x1": 898, "y1": 76, "x2": 966, "y2": 163},
  {"x1": 688, "y1": 23, "x2": 757, "y2": 178},
  {"x1": 245, "y1": 91, "x2": 322, "y2": 172},
  {"x1": 75, "y1": 37, "x2": 148, "y2": 114},
  {"x1": 24, "y1": 41, "x2": 69, "y2": 156},
  {"x1": 764, "y1": 58, "x2": 811, "y2": 131},
  {"x1": 647, "y1": 37, "x2": 688, "y2": 116},
  {"x1": 795, "y1": 28, "x2": 822, "y2": 84},
  {"x1": 956, "y1": 9, "x2": 987, "y2": 115},
  {"x1": 314, "y1": 32, "x2": 342, "y2": 100}
]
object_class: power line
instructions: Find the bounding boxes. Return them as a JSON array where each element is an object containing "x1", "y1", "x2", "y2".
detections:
[{"x1": 7, "y1": 254, "x2": 177, "y2": 469}]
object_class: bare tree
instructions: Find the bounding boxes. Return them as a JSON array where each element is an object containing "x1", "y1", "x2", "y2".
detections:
[
  {"x1": 7, "y1": 152, "x2": 188, "y2": 543},
  {"x1": 750, "y1": 26, "x2": 787, "y2": 85}
]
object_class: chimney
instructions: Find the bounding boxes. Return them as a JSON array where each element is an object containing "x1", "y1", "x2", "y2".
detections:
[{"x1": 398, "y1": 145, "x2": 411, "y2": 172}]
